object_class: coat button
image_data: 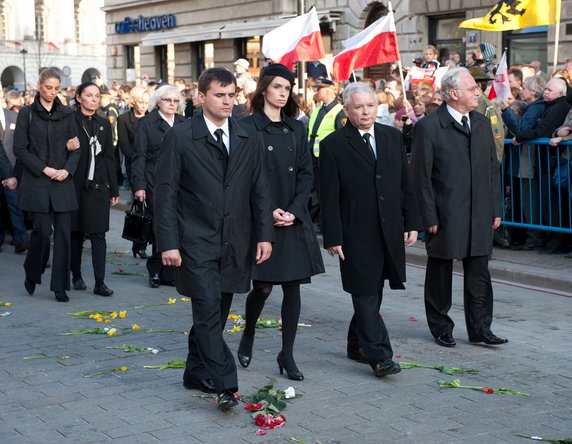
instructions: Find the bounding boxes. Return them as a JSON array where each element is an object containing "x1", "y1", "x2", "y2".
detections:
[
  {"x1": 224, "y1": 213, "x2": 229, "y2": 217},
  {"x1": 267, "y1": 146, "x2": 273, "y2": 151},
  {"x1": 283, "y1": 128, "x2": 289, "y2": 133},
  {"x1": 379, "y1": 195, "x2": 384, "y2": 200},
  {"x1": 376, "y1": 174, "x2": 382, "y2": 179},
  {"x1": 288, "y1": 166, "x2": 294, "y2": 172},
  {"x1": 288, "y1": 146, "x2": 293, "y2": 152}
]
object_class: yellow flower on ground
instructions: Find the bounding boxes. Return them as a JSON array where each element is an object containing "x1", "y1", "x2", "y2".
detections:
[
  {"x1": 110, "y1": 312, "x2": 118, "y2": 319},
  {"x1": 104, "y1": 320, "x2": 112, "y2": 324},
  {"x1": 3, "y1": 302, "x2": 12, "y2": 306},
  {"x1": 230, "y1": 325, "x2": 242, "y2": 333},
  {"x1": 61, "y1": 356, "x2": 70, "y2": 359},
  {"x1": 228, "y1": 314, "x2": 240, "y2": 320},
  {"x1": 168, "y1": 298, "x2": 177, "y2": 304},
  {"x1": 96, "y1": 317, "x2": 103, "y2": 323},
  {"x1": 119, "y1": 366, "x2": 127, "y2": 371},
  {"x1": 119, "y1": 310, "x2": 127, "y2": 319},
  {"x1": 181, "y1": 297, "x2": 190, "y2": 302},
  {"x1": 107, "y1": 328, "x2": 117, "y2": 336},
  {"x1": 131, "y1": 324, "x2": 141, "y2": 330}
]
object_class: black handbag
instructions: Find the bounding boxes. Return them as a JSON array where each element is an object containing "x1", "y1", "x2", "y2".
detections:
[{"x1": 122, "y1": 200, "x2": 152, "y2": 245}]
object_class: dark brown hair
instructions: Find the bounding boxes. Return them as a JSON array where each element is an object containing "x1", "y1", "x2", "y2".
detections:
[
  {"x1": 249, "y1": 74, "x2": 299, "y2": 118},
  {"x1": 197, "y1": 68, "x2": 236, "y2": 94}
]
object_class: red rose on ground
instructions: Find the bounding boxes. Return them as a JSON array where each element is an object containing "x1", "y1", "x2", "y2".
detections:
[
  {"x1": 254, "y1": 414, "x2": 266, "y2": 426},
  {"x1": 482, "y1": 387, "x2": 494, "y2": 394}
]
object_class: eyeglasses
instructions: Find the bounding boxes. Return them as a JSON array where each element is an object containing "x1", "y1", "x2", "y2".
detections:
[
  {"x1": 455, "y1": 86, "x2": 481, "y2": 94},
  {"x1": 161, "y1": 98, "x2": 180, "y2": 103}
]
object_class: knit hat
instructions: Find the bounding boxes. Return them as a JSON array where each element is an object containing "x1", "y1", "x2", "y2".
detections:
[{"x1": 479, "y1": 43, "x2": 497, "y2": 61}]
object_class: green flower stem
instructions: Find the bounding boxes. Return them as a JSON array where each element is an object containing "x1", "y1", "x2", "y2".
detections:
[
  {"x1": 144, "y1": 359, "x2": 186, "y2": 370},
  {"x1": 24, "y1": 355, "x2": 70, "y2": 360},
  {"x1": 400, "y1": 362, "x2": 478, "y2": 374}
]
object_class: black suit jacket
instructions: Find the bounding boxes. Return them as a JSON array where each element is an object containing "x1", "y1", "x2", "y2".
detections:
[
  {"x1": 117, "y1": 108, "x2": 140, "y2": 159},
  {"x1": 411, "y1": 103, "x2": 501, "y2": 259},
  {"x1": 153, "y1": 110, "x2": 274, "y2": 294},
  {"x1": 319, "y1": 121, "x2": 421, "y2": 294}
]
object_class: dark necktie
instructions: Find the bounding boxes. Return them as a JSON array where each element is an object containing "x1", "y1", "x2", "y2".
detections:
[
  {"x1": 214, "y1": 128, "x2": 229, "y2": 172},
  {"x1": 363, "y1": 133, "x2": 376, "y2": 160},
  {"x1": 461, "y1": 115, "x2": 471, "y2": 135}
]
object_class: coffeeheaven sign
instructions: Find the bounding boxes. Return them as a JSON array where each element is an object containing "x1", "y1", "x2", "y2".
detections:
[{"x1": 115, "y1": 14, "x2": 176, "y2": 34}]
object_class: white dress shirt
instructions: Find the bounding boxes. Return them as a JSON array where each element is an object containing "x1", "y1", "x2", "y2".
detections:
[
  {"x1": 203, "y1": 114, "x2": 230, "y2": 154},
  {"x1": 446, "y1": 104, "x2": 471, "y2": 131},
  {"x1": 158, "y1": 110, "x2": 175, "y2": 127},
  {"x1": 358, "y1": 126, "x2": 377, "y2": 159}
]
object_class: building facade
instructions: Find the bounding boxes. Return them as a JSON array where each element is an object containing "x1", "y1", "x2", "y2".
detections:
[
  {"x1": 0, "y1": 0, "x2": 106, "y2": 91},
  {"x1": 103, "y1": 0, "x2": 572, "y2": 85}
]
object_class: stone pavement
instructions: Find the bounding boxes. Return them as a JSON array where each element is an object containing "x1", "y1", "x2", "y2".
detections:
[{"x1": 0, "y1": 202, "x2": 571, "y2": 443}]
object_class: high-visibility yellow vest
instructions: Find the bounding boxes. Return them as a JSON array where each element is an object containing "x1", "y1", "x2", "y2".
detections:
[{"x1": 308, "y1": 103, "x2": 343, "y2": 157}]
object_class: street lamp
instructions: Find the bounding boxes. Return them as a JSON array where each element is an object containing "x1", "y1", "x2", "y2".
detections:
[{"x1": 20, "y1": 48, "x2": 28, "y2": 91}]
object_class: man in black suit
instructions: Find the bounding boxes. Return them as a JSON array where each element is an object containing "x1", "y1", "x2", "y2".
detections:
[
  {"x1": 319, "y1": 82, "x2": 420, "y2": 378},
  {"x1": 411, "y1": 67, "x2": 506, "y2": 348},
  {"x1": 153, "y1": 68, "x2": 273, "y2": 411}
]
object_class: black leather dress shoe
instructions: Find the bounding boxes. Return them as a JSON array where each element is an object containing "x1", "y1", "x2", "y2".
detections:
[
  {"x1": 72, "y1": 277, "x2": 87, "y2": 291},
  {"x1": 54, "y1": 290, "x2": 69, "y2": 302},
  {"x1": 15, "y1": 242, "x2": 29, "y2": 254},
  {"x1": 24, "y1": 278, "x2": 36, "y2": 295},
  {"x1": 217, "y1": 391, "x2": 238, "y2": 411},
  {"x1": 160, "y1": 279, "x2": 176, "y2": 287},
  {"x1": 148, "y1": 274, "x2": 160, "y2": 288},
  {"x1": 347, "y1": 346, "x2": 369, "y2": 364},
  {"x1": 470, "y1": 333, "x2": 508, "y2": 345},
  {"x1": 183, "y1": 377, "x2": 216, "y2": 393},
  {"x1": 94, "y1": 284, "x2": 114, "y2": 297},
  {"x1": 372, "y1": 359, "x2": 401, "y2": 378},
  {"x1": 435, "y1": 332, "x2": 456, "y2": 347}
]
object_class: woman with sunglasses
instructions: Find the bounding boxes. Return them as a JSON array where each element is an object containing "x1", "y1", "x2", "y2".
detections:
[
  {"x1": 238, "y1": 64, "x2": 324, "y2": 380},
  {"x1": 69, "y1": 82, "x2": 119, "y2": 296},
  {"x1": 132, "y1": 85, "x2": 186, "y2": 288}
]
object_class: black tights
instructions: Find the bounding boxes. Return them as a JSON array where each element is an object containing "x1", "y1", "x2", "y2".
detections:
[{"x1": 239, "y1": 283, "x2": 301, "y2": 368}]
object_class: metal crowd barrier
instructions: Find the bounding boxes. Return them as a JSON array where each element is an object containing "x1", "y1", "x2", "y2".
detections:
[{"x1": 501, "y1": 138, "x2": 572, "y2": 234}]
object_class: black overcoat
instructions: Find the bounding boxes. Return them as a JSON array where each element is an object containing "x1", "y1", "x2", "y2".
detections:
[
  {"x1": 410, "y1": 104, "x2": 501, "y2": 260},
  {"x1": 117, "y1": 108, "x2": 144, "y2": 160},
  {"x1": 153, "y1": 111, "x2": 275, "y2": 294},
  {"x1": 71, "y1": 111, "x2": 119, "y2": 233},
  {"x1": 241, "y1": 110, "x2": 324, "y2": 282},
  {"x1": 13, "y1": 96, "x2": 79, "y2": 213},
  {"x1": 131, "y1": 110, "x2": 186, "y2": 200},
  {"x1": 319, "y1": 121, "x2": 421, "y2": 294}
]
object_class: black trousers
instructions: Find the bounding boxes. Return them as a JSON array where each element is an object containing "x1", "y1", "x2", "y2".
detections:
[
  {"x1": 24, "y1": 210, "x2": 72, "y2": 292},
  {"x1": 347, "y1": 288, "x2": 393, "y2": 364},
  {"x1": 71, "y1": 231, "x2": 107, "y2": 286},
  {"x1": 424, "y1": 255, "x2": 493, "y2": 340},
  {"x1": 181, "y1": 258, "x2": 237, "y2": 394}
]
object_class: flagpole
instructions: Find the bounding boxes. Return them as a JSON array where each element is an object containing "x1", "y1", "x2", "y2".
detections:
[
  {"x1": 387, "y1": 2, "x2": 407, "y2": 107},
  {"x1": 297, "y1": 0, "x2": 306, "y2": 101},
  {"x1": 352, "y1": 71, "x2": 356, "y2": 82},
  {"x1": 553, "y1": 0, "x2": 562, "y2": 72}
]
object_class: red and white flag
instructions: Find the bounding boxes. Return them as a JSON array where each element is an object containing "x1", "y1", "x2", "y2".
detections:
[
  {"x1": 488, "y1": 51, "x2": 511, "y2": 100},
  {"x1": 48, "y1": 41, "x2": 61, "y2": 50},
  {"x1": 332, "y1": 10, "x2": 400, "y2": 81},
  {"x1": 262, "y1": 7, "x2": 324, "y2": 70}
]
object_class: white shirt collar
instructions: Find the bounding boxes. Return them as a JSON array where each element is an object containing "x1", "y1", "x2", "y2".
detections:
[
  {"x1": 0, "y1": 108, "x2": 5, "y2": 131},
  {"x1": 357, "y1": 126, "x2": 375, "y2": 139},
  {"x1": 446, "y1": 104, "x2": 470, "y2": 126},
  {"x1": 158, "y1": 110, "x2": 175, "y2": 127},
  {"x1": 203, "y1": 114, "x2": 230, "y2": 152}
]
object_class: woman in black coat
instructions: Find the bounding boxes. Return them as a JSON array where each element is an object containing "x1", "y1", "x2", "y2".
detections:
[
  {"x1": 117, "y1": 85, "x2": 150, "y2": 258},
  {"x1": 238, "y1": 64, "x2": 324, "y2": 380},
  {"x1": 13, "y1": 68, "x2": 79, "y2": 302},
  {"x1": 68, "y1": 82, "x2": 119, "y2": 296},
  {"x1": 131, "y1": 85, "x2": 186, "y2": 288}
]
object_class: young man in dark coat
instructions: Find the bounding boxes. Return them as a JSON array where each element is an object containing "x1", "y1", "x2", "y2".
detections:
[
  {"x1": 153, "y1": 68, "x2": 274, "y2": 411},
  {"x1": 319, "y1": 82, "x2": 420, "y2": 379},
  {"x1": 411, "y1": 67, "x2": 505, "y2": 348}
]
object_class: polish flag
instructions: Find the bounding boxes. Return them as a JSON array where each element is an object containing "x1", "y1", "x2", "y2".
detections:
[
  {"x1": 48, "y1": 41, "x2": 61, "y2": 50},
  {"x1": 332, "y1": 10, "x2": 400, "y2": 81},
  {"x1": 488, "y1": 51, "x2": 511, "y2": 100},
  {"x1": 262, "y1": 7, "x2": 324, "y2": 70}
]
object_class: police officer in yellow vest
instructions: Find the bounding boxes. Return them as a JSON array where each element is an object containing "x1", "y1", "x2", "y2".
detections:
[{"x1": 308, "y1": 79, "x2": 345, "y2": 228}]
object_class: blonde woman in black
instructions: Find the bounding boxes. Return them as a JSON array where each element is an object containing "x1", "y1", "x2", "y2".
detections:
[{"x1": 238, "y1": 64, "x2": 324, "y2": 380}]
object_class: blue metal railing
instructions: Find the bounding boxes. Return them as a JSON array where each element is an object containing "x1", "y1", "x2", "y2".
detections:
[{"x1": 501, "y1": 138, "x2": 572, "y2": 234}]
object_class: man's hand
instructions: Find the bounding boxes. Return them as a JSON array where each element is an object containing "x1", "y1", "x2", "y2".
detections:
[
  {"x1": 492, "y1": 217, "x2": 501, "y2": 230},
  {"x1": 52, "y1": 169, "x2": 69, "y2": 181},
  {"x1": 404, "y1": 231, "x2": 418, "y2": 247},
  {"x1": 549, "y1": 136, "x2": 563, "y2": 146},
  {"x1": 511, "y1": 137, "x2": 520, "y2": 146},
  {"x1": 134, "y1": 189, "x2": 146, "y2": 202},
  {"x1": 43, "y1": 166, "x2": 57, "y2": 178},
  {"x1": 500, "y1": 98, "x2": 511, "y2": 111},
  {"x1": 66, "y1": 137, "x2": 80, "y2": 151},
  {"x1": 427, "y1": 225, "x2": 438, "y2": 234},
  {"x1": 161, "y1": 249, "x2": 182, "y2": 267},
  {"x1": 110, "y1": 196, "x2": 120, "y2": 206},
  {"x1": 255, "y1": 241, "x2": 272, "y2": 264},
  {"x1": 327, "y1": 245, "x2": 345, "y2": 261},
  {"x1": 2, "y1": 177, "x2": 17, "y2": 190},
  {"x1": 557, "y1": 126, "x2": 571, "y2": 137},
  {"x1": 272, "y1": 208, "x2": 295, "y2": 226}
]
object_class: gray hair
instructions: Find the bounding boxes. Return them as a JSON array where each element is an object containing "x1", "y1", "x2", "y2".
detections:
[
  {"x1": 148, "y1": 85, "x2": 185, "y2": 114},
  {"x1": 343, "y1": 82, "x2": 377, "y2": 106},
  {"x1": 547, "y1": 78, "x2": 567, "y2": 96},
  {"x1": 440, "y1": 67, "x2": 470, "y2": 102},
  {"x1": 523, "y1": 75, "x2": 545, "y2": 99}
]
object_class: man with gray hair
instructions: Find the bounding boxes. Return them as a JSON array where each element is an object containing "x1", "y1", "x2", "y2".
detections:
[
  {"x1": 411, "y1": 67, "x2": 505, "y2": 348},
  {"x1": 319, "y1": 82, "x2": 420, "y2": 378}
]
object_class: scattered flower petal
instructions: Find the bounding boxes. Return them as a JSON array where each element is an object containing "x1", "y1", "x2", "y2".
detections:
[
  {"x1": 284, "y1": 387, "x2": 296, "y2": 399},
  {"x1": 131, "y1": 324, "x2": 141, "y2": 330}
]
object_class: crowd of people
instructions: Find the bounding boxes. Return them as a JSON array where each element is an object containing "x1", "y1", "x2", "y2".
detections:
[{"x1": 0, "y1": 47, "x2": 570, "y2": 410}]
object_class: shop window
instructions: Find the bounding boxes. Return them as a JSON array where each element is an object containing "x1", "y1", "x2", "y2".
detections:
[
  {"x1": 503, "y1": 26, "x2": 547, "y2": 68},
  {"x1": 196, "y1": 41, "x2": 214, "y2": 79},
  {"x1": 428, "y1": 14, "x2": 466, "y2": 65},
  {"x1": 125, "y1": 45, "x2": 135, "y2": 69},
  {"x1": 234, "y1": 37, "x2": 261, "y2": 76},
  {"x1": 155, "y1": 45, "x2": 168, "y2": 83}
]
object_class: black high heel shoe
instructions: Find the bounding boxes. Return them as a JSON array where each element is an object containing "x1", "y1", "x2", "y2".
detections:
[
  {"x1": 237, "y1": 333, "x2": 254, "y2": 368},
  {"x1": 276, "y1": 351, "x2": 304, "y2": 381},
  {"x1": 132, "y1": 248, "x2": 148, "y2": 259}
]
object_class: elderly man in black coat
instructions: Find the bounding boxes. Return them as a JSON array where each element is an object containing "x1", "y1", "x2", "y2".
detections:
[
  {"x1": 411, "y1": 67, "x2": 505, "y2": 348},
  {"x1": 154, "y1": 68, "x2": 274, "y2": 412},
  {"x1": 319, "y1": 82, "x2": 420, "y2": 378}
]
